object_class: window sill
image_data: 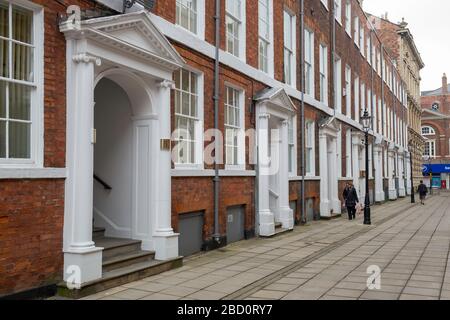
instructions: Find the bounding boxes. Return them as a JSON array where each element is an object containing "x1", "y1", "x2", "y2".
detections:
[{"x1": 0, "y1": 168, "x2": 66, "y2": 180}]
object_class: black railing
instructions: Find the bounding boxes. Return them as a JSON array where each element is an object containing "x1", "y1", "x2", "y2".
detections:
[{"x1": 94, "y1": 174, "x2": 112, "y2": 190}]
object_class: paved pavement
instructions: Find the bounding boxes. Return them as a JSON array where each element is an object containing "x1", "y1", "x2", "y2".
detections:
[{"x1": 83, "y1": 193, "x2": 450, "y2": 300}]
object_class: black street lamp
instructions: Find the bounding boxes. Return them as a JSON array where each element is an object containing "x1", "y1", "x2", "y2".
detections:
[
  {"x1": 361, "y1": 110, "x2": 372, "y2": 226},
  {"x1": 409, "y1": 147, "x2": 415, "y2": 203}
]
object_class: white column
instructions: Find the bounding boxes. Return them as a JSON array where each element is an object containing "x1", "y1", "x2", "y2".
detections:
[
  {"x1": 388, "y1": 147, "x2": 397, "y2": 200},
  {"x1": 153, "y1": 80, "x2": 179, "y2": 260},
  {"x1": 398, "y1": 153, "x2": 406, "y2": 197},
  {"x1": 374, "y1": 145, "x2": 384, "y2": 202},
  {"x1": 279, "y1": 120, "x2": 294, "y2": 229},
  {"x1": 64, "y1": 52, "x2": 103, "y2": 286},
  {"x1": 405, "y1": 154, "x2": 412, "y2": 196},
  {"x1": 320, "y1": 132, "x2": 330, "y2": 217},
  {"x1": 258, "y1": 113, "x2": 275, "y2": 236},
  {"x1": 329, "y1": 137, "x2": 341, "y2": 215}
]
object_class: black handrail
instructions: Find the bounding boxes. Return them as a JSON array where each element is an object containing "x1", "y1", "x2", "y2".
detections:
[{"x1": 94, "y1": 174, "x2": 112, "y2": 190}]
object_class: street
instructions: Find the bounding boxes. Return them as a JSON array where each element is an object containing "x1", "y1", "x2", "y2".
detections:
[{"x1": 81, "y1": 193, "x2": 450, "y2": 301}]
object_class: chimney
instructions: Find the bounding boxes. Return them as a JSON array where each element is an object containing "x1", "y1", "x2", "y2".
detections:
[{"x1": 443, "y1": 73, "x2": 448, "y2": 94}]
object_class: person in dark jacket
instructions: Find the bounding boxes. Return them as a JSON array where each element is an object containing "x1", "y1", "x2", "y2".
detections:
[
  {"x1": 418, "y1": 181, "x2": 428, "y2": 205},
  {"x1": 343, "y1": 183, "x2": 359, "y2": 220}
]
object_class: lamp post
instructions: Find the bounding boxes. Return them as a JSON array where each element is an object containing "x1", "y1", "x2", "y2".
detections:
[
  {"x1": 409, "y1": 146, "x2": 415, "y2": 203},
  {"x1": 361, "y1": 110, "x2": 372, "y2": 225}
]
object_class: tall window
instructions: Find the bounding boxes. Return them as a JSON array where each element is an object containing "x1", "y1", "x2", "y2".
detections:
[
  {"x1": 354, "y1": 77, "x2": 360, "y2": 122},
  {"x1": 424, "y1": 140, "x2": 436, "y2": 158},
  {"x1": 334, "y1": 0, "x2": 342, "y2": 24},
  {"x1": 258, "y1": 0, "x2": 271, "y2": 73},
  {"x1": 354, "y1": 17, "x2": 359, "y2": 47},
  {"x1": 0, "y1": 1, "x2": 40, "y2": 162},
  {"x1": 319, "y1": 44, "x2": 328, "y2": 104},
  {"x1": 226, "y1": 0, "x2": 244, "y2": 58},
  {"x1": 359, "y1": 27, "x2": 365, "y2": 56},
  {"x1": 176, "y1": 0, "x2": 198, "y2": 34},
  {"x1": 174, "y1": 69, "x2": 200, "y2": 165},
  {"x1": 345, "y1": 65, "x2": 351, "y2": 117},
  {"x1": 304, "y1": 29, "x2": 314, "y2": 96},
  {"x1": 306, "y1": 121, "x2": 315, "y2": 176},
  {"x1": 288, "y1": 117, "x2": 295, "y2": 174},
  {"x1": 283, "y1": 10, "x2": 295, "y2": 87},
  {"x1": 344, "y1": 1, "x2": 351, "y2": 35},
  {"x1": 225, "y1": 86, "x2": 243, "y2": 166},
  {"x1": 334, "y1": 56, "x2": 342, "y2": 113}
]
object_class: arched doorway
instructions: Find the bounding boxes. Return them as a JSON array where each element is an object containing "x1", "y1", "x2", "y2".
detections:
[{"x1": 93, "y1": 78, "x2": 134, "y2": 239}]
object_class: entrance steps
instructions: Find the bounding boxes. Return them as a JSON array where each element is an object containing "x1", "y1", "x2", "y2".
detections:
[{"x1": 57, "y1": 227, "x2": 182, "y2": 299}]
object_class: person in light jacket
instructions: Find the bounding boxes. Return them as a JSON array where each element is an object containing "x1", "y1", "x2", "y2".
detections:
[{"x1": 343, "y1": 183, "x2": 359, "y2": 221}]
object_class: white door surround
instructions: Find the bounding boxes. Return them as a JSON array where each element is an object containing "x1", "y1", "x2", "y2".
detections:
[
  {"x1": 60, "y1": 11, "x2": 185, "y2": 286},
  {"x1": 374, "y1": 137, "x2": 385, "y2": 203},
  {"x1": 388, "y1": 143, "x2": 398, "y2": 200},
  {"x1": 319, "y1": 117, "x2": 341, "y2": 218},
  {"x1": 255, "y1": 88, "x2": 296, "y2": 237}
]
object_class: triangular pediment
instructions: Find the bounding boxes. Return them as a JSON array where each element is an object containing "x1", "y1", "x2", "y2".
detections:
[
  {"x1": 60, "y1": 11, "x2": 185, "y2": 70},
  {"x1": 319, "y1": 116, "x2": 340, "y2": 132},
  {"x1": 422, "y1": 108, "x2": 450, "y2": 119},
  {"x1": 254, "y1": 88, "x2": 297, "y2": 114}
]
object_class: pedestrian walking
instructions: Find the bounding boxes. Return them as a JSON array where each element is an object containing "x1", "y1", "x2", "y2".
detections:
[
  {"x1": 418, "y1": 180, "x2": 428, "y2": 205},
  {"x1": 343, "y1": 183, "x2": 359, "y2": 220}
]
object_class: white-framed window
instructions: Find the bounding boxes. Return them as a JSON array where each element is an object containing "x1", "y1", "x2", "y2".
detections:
[
  {"x1": 288, "y1": 116, "x2": 297, "y2": 175},
  {"x1": 378, "y1": 99, "x2": 382, "y2": 136},
  {"x1": 424, "y1": 140, "x2": 436, "y2": 158},
  {"x1": 176, "y1": 0, "x2": 205, "y2": 38},
  {"x1": 366, "y1": 33, "x2": 371, "y2": 64},
  {"x1": 337, "y1": 126, "x2": 342, "y2": 177},
  {"x1": 226, "y1": 0, "x2": 246, "y2": 59},
  {"x1": 334, "y1": 56, "x2": 342, "y2": 113},
  {"x1": 319, "y1": 44, "x2": 328, "y2": 105},
  {"x1": 422, "y1": 126, "x2": 436, "y2": 136},
  {"x1": 258, "y1": 0, "x2": 273, "y2": 75},
  {"x1": 383, "y1": 103, "x2": 387, "y2": 137},
  {"x1": 173, "y1": 68, "x2": 203, "y2": 167},
  {"x1": 334, "y1": 0, "x2": 342, "y2": 24},
  {"x1": 283, "y1": 10, "x2": 296, "y2": 87},
  {"x1": 344, "y1": 1, "x2": 351, "y2": 35},
  {"x1": 321, "y1": 0, "x2": 328, "y2": 10},
  {"x1": 373, "y1": 94, "x2": 377, "y2": 134},
  {"x1": 305, "y1": 121, "x2": 315, "y2": 176},
  {"x1": 359, "y1": 27, "x2": 365, "y2": 56},
  {"x1": 0, "y1": 0, "x2": 43, "y2": 167},
  {"x1": 377, "y1": 50, "x2": 381, "y2": 76},
  {"x1": 224, "y1": 85, "x2": 245, "y2": 168},
  {"x1": 304, "y1": 29, "x2": 314, "y2": 97},
  {"x1": 354, "y1": 16, "x2": 359, "y2": 47},
  {"x1": 354, "y1": 76, "x2": 360, "y2": 122},
  {"x1": 361, "y1": 83, "x2": 365, "y2": 118},
  {"x1": 345, "y1": 65, "x2": 351, "y2": 117},
  {"x1": 345, "y1": 128, "x2": 352, "y2": 178}
]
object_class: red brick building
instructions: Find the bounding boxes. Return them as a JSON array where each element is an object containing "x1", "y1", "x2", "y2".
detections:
[
  {"x1": 421, "y1": 73, "x2": 450, "y2": 189},
  {"x1": 0, "y1": 0, "x2": 411, "y2": 298}
]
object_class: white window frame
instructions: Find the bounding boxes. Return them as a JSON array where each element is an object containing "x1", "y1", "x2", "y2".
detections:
[
  {"x1": 283, "y1": 9, "x2": 296, "y2": 88},
  {"x1": 345, "y1": 128, "x2": 352, "y2": 178},
  {"x1": 361, "y1": 83, "x2": 365, "y2": 119},
  {"x1": 173, "y1": 68, "x2": 204, "y2": 170},
  {"x1": 334, "y1": 56, "x2": 342, "y2": 113},
  {"x1": 334, "y1": 0, "x2": 342, "y2": 25},
  {"x1": 321, "y1": 0, "x2": 329, "y2": 10},
  {"x1": 344, "y1": 1, "x2": 351, "y2": 36},
  {"x1": 360, "y1": 27, "x2": 365, "y2": 56},
  {"x1": 225, "y1": 0, "x2": 246, "y2": 61},
  {"x1": 258, "y1": 0, "x2": 274, "y2": 76},
  {"x1": 345, "y1": 65, "x2": 351, "y2": 117},
  {"x1": 0, "y1": 0, "x2": 44, "y2": 168},
  {"x1": 175, "y1": 0, "x2": 205, "y2": 40},
  {"x1": 224, "y1": 83, "x2": 245, "y2": 170},
  {"x1": 305, "y1": 121, "x2": 316, "y2": 176},
  {"x1": 288, "y1": 116, "x2": 297, "y2": 176},
  {"x1": 422, "y1": 126, "x2": 436, "y2": 136},
  {"x1": 424, "y1": 140, "x2": 436, "y2": 158},
  {"x1": 354, "y1": 16, "x2": 359, "y2": 47},
  {"x1": 354, "y1": 76, "x2": 360, "y2": 122},
  {"x1": 319, "y1": 44, "x2": 328, "y2": 105},
  {"x1": 304, "y1": 29, "x2": 315, "y2": 97}
]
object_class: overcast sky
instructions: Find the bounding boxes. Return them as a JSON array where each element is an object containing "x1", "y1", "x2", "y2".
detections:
[{"x1": 364, "y1": 0, "x2": 450, "y2": 92}]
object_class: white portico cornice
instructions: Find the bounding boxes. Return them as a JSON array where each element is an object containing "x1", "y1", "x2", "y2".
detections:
[{"x1": 60, "y1": 11, "x2": 185, "y2": 72}]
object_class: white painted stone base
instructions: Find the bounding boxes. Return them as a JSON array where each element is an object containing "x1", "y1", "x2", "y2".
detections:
[
  {"x1": 63, "y1": 248, "x2": 103, "y2": 286},
  {"x1": 399, "y1": 188, "x2": 406, "y2": 198},
  {"x1": 279, "y1": 206, "x2": 294, "y2": 230},
  {"x1": 375, "y1": 191, "x2": 385, "y2": 203},
  {"x1": 332, "y1": 199, "x2": 342, "y2": 215},
  {"x1": 153, "y1": 233, "x2": 179, "y2": 260},
  {"x1": 259, "y1": 210, "x2": 275, "y2": 236},
  {"x1": 320, "y1": 199, "x2": 331, "y2": 218},
  {"x1": 389, "y1": 189, "x2": 398, "y2": 200}
]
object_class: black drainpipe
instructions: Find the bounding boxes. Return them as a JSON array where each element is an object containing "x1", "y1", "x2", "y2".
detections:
[{"x1": 213, "y1": 0, "x2": 221, "y2": 243}]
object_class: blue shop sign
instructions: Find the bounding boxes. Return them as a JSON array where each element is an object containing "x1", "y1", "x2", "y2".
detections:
[{"x1": 422, "y1": 164, "x2": 450, "y2": 174}]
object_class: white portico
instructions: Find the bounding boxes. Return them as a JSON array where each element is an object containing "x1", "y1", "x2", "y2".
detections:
[
  {"x1": 319, "y1": 117, "x2": 341, "y2": 218},
  {"x1": 255, "y1": 88, "x2": 295, "y2": 237},
  {"x1": 60, "y1": 11, "x2": 184, "y2": 286}
]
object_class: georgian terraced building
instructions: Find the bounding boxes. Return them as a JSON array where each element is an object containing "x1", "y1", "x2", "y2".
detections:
[{"x1": 0, "y1": 0, "x2": 419, "y2": 298}]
